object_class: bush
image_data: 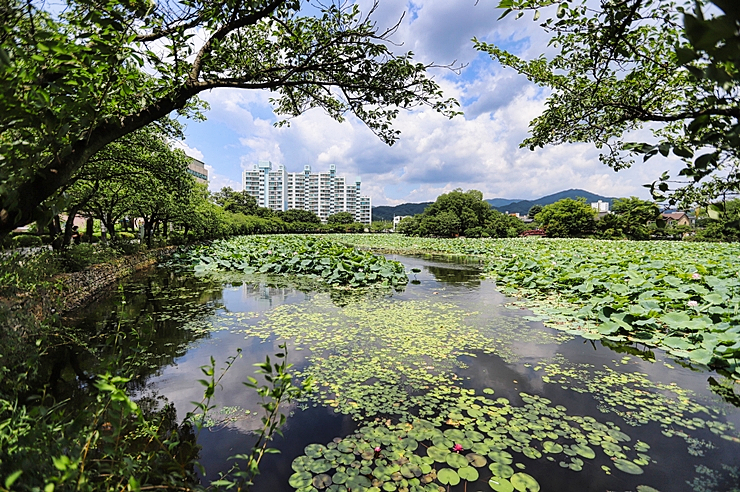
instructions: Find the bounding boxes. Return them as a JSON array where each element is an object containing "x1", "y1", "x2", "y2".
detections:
[
  {"x1": 110, "y1": 236, "x2": 144, "y2": 255},
  {"x1": 59, "y1": 244, "x2": 116, "y2": 272},
  {"x1": 12, "y1": 235, "x2": 43, "y2": 248},
  {"x1": 117, "y1": 232, "x2": 136, "y2": 240}
]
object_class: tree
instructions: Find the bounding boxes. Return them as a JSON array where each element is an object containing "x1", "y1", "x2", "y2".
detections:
[
  {"x1": 416, "y1": 189, "x2": 493, "y2": 237},
  {"x1": 527, "y1": 205, "x2": 543, "y2": 220},
  {"x1": 61, "y1": 124, "x2": 191, "y2": 247},
  {"x1": 279, "y1": 209, "x2": 321, "y2": 224},
  {"x1": 212, "y1": 187, "x2": 258, "y2": 216},
  {"x1": 327, "y1": 212, "x2": 355, "y2": 224},
  {"x1": 694, "y1": 199, "x2": 740, "y2": 241},
  {"x1": 0, "y1": 0, "x2": 460, "y2": 238},
  {"x1": 610, "y1": 197, "x2": 661, "y2": 240},
  {"x1": 487, "y1": 210, "x2": 527, "y2": 237},
  {"x1": 476, "y1": 0, "x2": 739, "y2": 208},
  {"x1": 535, "y1": 198, "x2": 596, "y2": 237}
]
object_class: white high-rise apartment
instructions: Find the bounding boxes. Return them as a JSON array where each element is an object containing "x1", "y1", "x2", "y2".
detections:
[{"x1": 243, "y1": 161, "x2": 372, "y2": 224}]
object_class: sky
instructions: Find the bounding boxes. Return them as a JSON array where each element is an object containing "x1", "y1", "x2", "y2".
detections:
[{"x1": 172, "y1": 0, "x2": 684, "y2": 206}]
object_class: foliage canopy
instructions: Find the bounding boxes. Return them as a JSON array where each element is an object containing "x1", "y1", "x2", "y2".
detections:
[
  {"x1": 476, "y1": 0, "x2": 740, "y2": 208},
  {"x1": 0, "y1": 0, "x2": 459, "y2": 237}
]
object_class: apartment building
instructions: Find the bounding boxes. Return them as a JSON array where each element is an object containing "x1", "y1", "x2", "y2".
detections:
[
  {"x1": 243, "y1": 161, "x2": 372, "y2": 224},
  {"x1": 186, "y1": 157, "x2": 209, "y2": 184}
]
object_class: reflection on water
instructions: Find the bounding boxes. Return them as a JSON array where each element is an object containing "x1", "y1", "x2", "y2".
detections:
[{"x1": 66, "y1": 255, "x2": 740, "y2": 492}]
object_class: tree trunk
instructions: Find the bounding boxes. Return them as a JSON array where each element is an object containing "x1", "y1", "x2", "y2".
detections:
[
  {"x1": 50, "y1": 215, "x2": 63, "y2": 250},
  {"x1": 62, "y1": 207, "x2": 80, "y2": 248},
  {"x1": 105, "y1": 218, "x2": 117, "y2": 238},
  {"x1": 86, "y1": 217, "x2": 95, "y2": 243},
  {"x1": 143, "y1": 217, "x2": 153, "y2": 247}
]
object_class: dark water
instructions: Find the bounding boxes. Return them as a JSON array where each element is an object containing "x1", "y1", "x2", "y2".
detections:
[{"x1": 66, "y1": 255, "x2": 740, "y2": 492}]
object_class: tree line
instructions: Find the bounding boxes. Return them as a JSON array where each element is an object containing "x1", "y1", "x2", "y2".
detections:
[{"x1": 397, "y1": 190, "x2": 740, "y2": 241}]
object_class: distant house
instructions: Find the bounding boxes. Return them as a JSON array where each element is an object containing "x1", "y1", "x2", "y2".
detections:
[
  {"x1": 661, "y1": 212, "x2": 691, "y2": 227},
  {"x1": 507, "y1": 212, "x2": 533, "y2": 223}
]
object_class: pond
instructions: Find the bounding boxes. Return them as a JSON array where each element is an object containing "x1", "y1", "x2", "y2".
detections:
[{"x1": 67, "y1": 254, "x2": 740, "y2": 492}]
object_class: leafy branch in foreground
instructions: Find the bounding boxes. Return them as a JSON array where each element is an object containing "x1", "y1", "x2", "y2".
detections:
[
  {"x1": 0, "y1": 0, "x2": 460, "y2": 237},
  {"x1": 208, "y1": 343, "x2": 314, "y2": 490},
  {"x1": 475, "y1": 0, "x2": 739, "y2": 207}
]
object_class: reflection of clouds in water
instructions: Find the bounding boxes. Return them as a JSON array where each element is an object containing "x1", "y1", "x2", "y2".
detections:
[{"x1": 144, "y1": 332, "x2": 297, "y2": 432}]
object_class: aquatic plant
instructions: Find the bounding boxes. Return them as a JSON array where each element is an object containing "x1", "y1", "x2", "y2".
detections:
[
  {"x1": 169, "y1": 235, "x2": 409, "y2": 288},
  {"x1": 332, "y1": 235, "x2": 740, "y2": 374}
]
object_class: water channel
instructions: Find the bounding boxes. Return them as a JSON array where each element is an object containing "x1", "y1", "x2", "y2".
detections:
[{"x1": 66, "y1": 254, "x2": 740, "y2": 492}]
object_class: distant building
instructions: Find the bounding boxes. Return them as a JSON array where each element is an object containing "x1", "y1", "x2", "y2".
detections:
[
  {"x1": 186, "y1": 157, "x2": 209, "y2": 184},
  {"x1": 661, "y1": 211, "x2": 691, "y2": 227},
  {"x1": 243, "y1": 162, "x2": 372, "y2": 224},
  {"x1": 508, "y1": 212, "x2": 533, "y2": 223},
  {"x1": 591, "y1": 200, "x2": 610, "y2": 213},
  {"x1": 393, "y1": 215, "x2": 410, "y2": 231}
]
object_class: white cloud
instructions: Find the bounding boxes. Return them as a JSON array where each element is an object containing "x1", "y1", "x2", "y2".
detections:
[
  {"x1": 179, "y1": 0, "x2": 680, "y2": 206},
  {"x1": 204, "y1": 164, "x2": 241, "y2": 192},
  {"x1": 171, "y1": 140, "x2": 204, "y2": 161}
]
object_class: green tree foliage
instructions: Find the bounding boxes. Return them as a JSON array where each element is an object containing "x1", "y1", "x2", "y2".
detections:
[
  {"x1": 327, "y1": 212, "x2": 356, "y2": 224},
  {"x1": 476, "y1": 0, "x2": 740, "y2": 208},
  {"x1": 694, "y1": 199, "x2": 740, "y2": 241},
  {"x1": 279, "y1": 209, "x2": 321, "y2": 224},
  {"x1": 535, "y1": 198, "x2": 596, "y2": 237},
  {"x1": 611, "y1": 196, "x2": 661, "y2": 240},
  {"x1": 399, "y1": 189, "x2": 526, "y2": 238},
  {"x1": 0, "y1": 0, "x2": 460, "y2": 238},
  {"x1": 211, "y1": 187, "x2": 258, "y2": 216},
  {"x1": 528, "y1": 205, "x2": 543, "y2": 219},
  {"x1": 370, "y1": 220, "x2": 393, "y2": 232}
]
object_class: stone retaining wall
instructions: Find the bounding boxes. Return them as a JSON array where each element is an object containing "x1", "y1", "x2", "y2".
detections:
[
  {"x1": 3, "y1": 247, "x2": 177, "y2": 323},
  {"x1": 57, "y1": 247, "x2": 177, "y2": 313}
]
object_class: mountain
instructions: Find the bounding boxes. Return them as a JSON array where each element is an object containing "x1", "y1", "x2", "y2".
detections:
[
  {"x1": 486, "y1": 198, "x2": 522, "y2": 208},
  {"x1": 372, "y1": 202, "x2": 433, "y2": 221},
  {"x1": 371, "y1": 189, "x2": 615, "y2": 221},
  {"x1": 491, "y1": 189, "x2": 615, "y2": 215}
]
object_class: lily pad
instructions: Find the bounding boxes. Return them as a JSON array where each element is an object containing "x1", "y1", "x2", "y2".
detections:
[
  {"x1": 458, "y1": 466, "x2": 480, "y2": 481},
  {"x1": 613, "y1": 459, "x2": 644, "y2": 475},
  {"x1": 312, "y1": 474, "x2": 333, "y2": 490},
  {"x1": 488, "y1": 477, "x2": 515, "y2": 492},
  {"x1": 510, "y1": 472, "x2": 540, "y2": 492},
  {"x1": 436, "y1": 468, "x2": 460, "y2": 486}
]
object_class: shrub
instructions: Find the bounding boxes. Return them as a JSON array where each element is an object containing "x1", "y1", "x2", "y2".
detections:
[
  {"x1": 110, "y1": 236, "x2": 144, "y2": 255},
  {"x1": 59, "y1": 244, "x2": 115, "y2": 272},
  {"x1": 12, "y1": 235, "x2": 43, "y2": 248}
]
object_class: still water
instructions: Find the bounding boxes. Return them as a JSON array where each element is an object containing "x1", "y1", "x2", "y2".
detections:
[{"x1": 68, "y1": 255, "x2": 740, "y2": 492}]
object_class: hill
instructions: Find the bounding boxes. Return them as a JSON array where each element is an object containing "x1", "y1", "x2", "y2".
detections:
[
  {"x1": 491, "y1": 189, "x2": 615, "y2": 215},
  {"x1": 372, "y1": 189, "x2": 615, "y2": 221},
  {"x1": 372, "y1": 202, "x2": 432, "y2": 221}
]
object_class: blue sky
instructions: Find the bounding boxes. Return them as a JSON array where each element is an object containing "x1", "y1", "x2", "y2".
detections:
[{"x1": 172, "y1": 0, "x2": 684, "y2": 205}]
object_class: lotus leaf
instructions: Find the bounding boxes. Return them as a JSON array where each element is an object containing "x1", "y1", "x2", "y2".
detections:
[
  {"x1": 445, "y1": 453, "x2": 468, "y2": 469},
  {"x1": 426, "y1": 446, "x2": 450, "y2": 462},
  {"x1": 488, "y1": 450, "x2": 513, "y2": 465},
  {"x1": 489, "y1": 463, "x2": 514, "y2": 478},
  {"x1": 542, "y1": 442, "x2": 563, "y2": 454},
  {"x1": 332, "y1": 472, "x2": 348, "y2": 485},
  {"x1": 305, "y1": 444, "x2": 327, "y2": 458},
  {"x1": 310, "y1": 460, "x2": 332, "y2": 474}
]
